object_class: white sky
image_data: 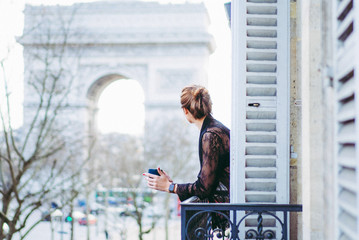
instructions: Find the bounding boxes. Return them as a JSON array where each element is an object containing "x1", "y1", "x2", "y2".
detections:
[{"x1": 0, "y1": 0, "x2": 231, "y2": 134}]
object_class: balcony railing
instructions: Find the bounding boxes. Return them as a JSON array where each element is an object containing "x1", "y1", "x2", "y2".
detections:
[{"x1": 181, "y1": 196, "x2": 302, "y2": 240}]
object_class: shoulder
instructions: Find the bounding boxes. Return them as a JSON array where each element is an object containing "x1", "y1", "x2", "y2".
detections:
[
  {"x1": 207, "y1": 121, "x2": 230, "y2": 138},
  {"x1": 202, "y1": 128, "x2": 229, "y2": 144},
  {"x1": 200, "y1": 116, "x2": 230, "y2": 141}
]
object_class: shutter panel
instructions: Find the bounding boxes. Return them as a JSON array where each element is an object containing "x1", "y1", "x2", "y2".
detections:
[
  {"x1": 333, "y1": 0, "x2": 359, "y2": 239},
  {"x1": 231, "y1": 0, "x2": 289, "y2": 237},
  {"x1": 232, "y1": 0, "x2": 289, "y2": 204}
]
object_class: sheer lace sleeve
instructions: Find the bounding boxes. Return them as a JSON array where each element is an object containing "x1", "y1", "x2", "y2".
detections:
[{"x1": 177, "y1": 131, "x2": 223, "y2": 201}]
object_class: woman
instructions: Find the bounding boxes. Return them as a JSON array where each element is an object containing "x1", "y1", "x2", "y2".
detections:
[{"x1": 143, "y1": 85, "x2": 230, "y2": 232}]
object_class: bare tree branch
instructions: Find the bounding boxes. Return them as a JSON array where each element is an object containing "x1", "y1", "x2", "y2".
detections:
[{"x1": 0, "y1": 4, "x2": 88, "y2": 240}]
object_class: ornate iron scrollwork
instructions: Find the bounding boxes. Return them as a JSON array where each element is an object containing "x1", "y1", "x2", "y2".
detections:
[
  {"x1": 243, "y1": 212, "x2": 277, "y2": 239},
  {"x1": 185, "y1": 210, "x2": 231, "y2": 240},
  {"x1": 245, "y1": 229, "x2": 276, "y2": 239},
  {"x1": 184, "y1": 209, "x2": 287, "y2": 239},
  {"x1": 181, "y1": 201, "x2": 302, "y2": 240}
]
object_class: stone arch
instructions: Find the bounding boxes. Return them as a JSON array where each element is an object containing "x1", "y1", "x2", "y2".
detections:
[
  {"x1": 87, "y1": 73, "x2": 130, "y2": 104},
  {"x1": 86, "y1": 73, "x2": 145, "y2": 135}
]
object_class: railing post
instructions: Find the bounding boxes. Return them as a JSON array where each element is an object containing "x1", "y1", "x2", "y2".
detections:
[
  {"x1": 283, "y1": 211, "x2": 288, "y2": 240},
  {"x1": 232, "y1": 210, "x2": 238, "y2": 240},
  {"x1": 181, "y1": 204, "x2": 186, "y2": 240}
]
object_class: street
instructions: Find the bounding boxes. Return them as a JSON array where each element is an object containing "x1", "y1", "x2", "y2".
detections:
[{"x1": 15, "y1": 212, "x2": 181, "y2": 240}]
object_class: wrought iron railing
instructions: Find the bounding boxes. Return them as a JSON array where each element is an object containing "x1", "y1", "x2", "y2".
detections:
[{"x1": 181, "y1": 196, "x2": 302, "y2": 240}]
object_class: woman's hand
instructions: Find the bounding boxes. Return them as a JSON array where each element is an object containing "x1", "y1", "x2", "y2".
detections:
[{"x1": 143, "y1": 167, "x2": 172, "y2": 192}]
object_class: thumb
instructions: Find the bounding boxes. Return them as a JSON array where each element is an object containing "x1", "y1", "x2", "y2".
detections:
[{"x1": 157, "y1": 167, "x2": 163, "y2": 176}]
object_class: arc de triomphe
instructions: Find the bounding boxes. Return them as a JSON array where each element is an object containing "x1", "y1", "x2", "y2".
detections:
[{"x1": 21, "y1": 0, "x2": 214, "y2": 138}]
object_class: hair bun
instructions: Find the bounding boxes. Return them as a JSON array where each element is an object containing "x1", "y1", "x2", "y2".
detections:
[
  {"x1": 181, "y1": 85, "x2": 212, "y2": 119},
  {"x1": 193, "y1": 88, "x2": 205, "y2": 100}
]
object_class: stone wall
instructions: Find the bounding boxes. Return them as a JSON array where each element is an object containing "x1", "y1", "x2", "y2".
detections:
[
  {"x1": 297, "y1": 0, "x2": 337, "y2": 239},
  {"x1": 289, "y1": 1, "x2": 302, "y2": 239}
]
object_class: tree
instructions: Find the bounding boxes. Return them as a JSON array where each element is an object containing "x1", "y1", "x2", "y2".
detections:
[
  {"x1": 0, "y1": 4, "x2": 88, "y2": 240},
  {"x1": 144, "y1": 116, "x2": 199, "y2": 240},
  {"x1": 93, "y1": 133, "x2": 159, "y2": 240}
]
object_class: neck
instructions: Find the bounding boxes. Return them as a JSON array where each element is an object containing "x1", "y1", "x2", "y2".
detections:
[{"x1": 194, "y1": 116, "x2": 206, "y2": 130}]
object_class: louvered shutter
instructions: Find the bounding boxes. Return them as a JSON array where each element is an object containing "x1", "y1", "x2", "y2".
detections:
[
  {"x1": 333, "y1": 0, "x2": 359, "y2": 239},
  {"x1": 231, "y1": 0, "x2": 289, "y2": 237},
  {"x1": 231, "y1": 0, "x2": 289, "y2": 204}
]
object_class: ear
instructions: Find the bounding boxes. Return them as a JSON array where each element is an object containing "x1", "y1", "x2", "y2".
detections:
[{"x1": 183, "y1": 108, "x2": 189, "y2": 115}]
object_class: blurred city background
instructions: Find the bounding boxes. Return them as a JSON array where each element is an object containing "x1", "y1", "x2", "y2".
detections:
[{"x1": 0, "y1": 0, "x2": 231, "y2": 239}]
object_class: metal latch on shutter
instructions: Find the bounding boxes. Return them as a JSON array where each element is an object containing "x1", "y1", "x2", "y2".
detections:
[{"x1": 248, "y1": 103, "x2": 260, "y2": 107}]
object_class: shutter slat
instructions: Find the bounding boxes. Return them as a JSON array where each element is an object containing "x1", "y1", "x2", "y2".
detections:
[
  {"x1": 247, "y1": 26, "x2": 278, "y2": 31},
  {"x1": 247, "y1": 72, "x2": 277, "y2": 84},
  {"x1": 247, "y1": 51, "x2": 277, "y2": 61},
  {"x1": 247, "y1": 38, "x2": 278, "y2": 48},
  {"x1": 247, "y1": 85, "x2": 277, "y2": 96},
  {"x1": 337, "y1": 10, "x2": 354, "y2": 39},
  {"x1": 337, "y1": 0, "x2": 352, "y2": 19},
  {"x1": 247, "y1": 6, "x2": 277, "y2": 15},
  {"x1": 247, "y1": 0, "x2": 277, "y2": 3},
  {"x1": 338, "y1": 167, "x2": 357, "y2": 193},
  {"x1": 247, "y1": 17, "x2": 277, "y2": 27},
  {"x1": 338, "y1": 145, "x2": 356, "y2": 168},
  {"x1": 246, "y1": 157, "x2": 277, "y2": 168},
  {"x1": 338, "y1": 189, "x2": 357, "y2": 215},
  {"x1": 246, "y1": 182, "x2": 276, "y2": 191},
  {"x1": 245, "y1": 192, "x2": 277, "y2": 203},
  {"x1": 338, "y1": 216, "x2": 357, "y2": 239},
  {"x1": 337, "y1": 77, "x2": 355, "y2": 101},
  {"x1": 247, "y1": 2, "x2": 278, "y2": 7},
  {"x1": 246, "y1": 178, "x2": 277, "y2": 183},
  {"x1": 337, "y1": 29, "x2": 355, "y2": 57},
  {"x1": 246, "y1": 122, "x2": 276, "y2": 131},
  {"x1": 337, "y1": 121, "x2": 356, "y2": 143},
  {"x1": 337, "y1": 99, "x2": 355, "y2": 122},
  {"x1": 246, "y1": 110, "x2": 277, "y2": 120},
  {"x1": 337, "y1": 46, "x2": 355, "y2": 78},
  {"x1": 247, "y1": 63, "x2": 277, "y2": 72}
]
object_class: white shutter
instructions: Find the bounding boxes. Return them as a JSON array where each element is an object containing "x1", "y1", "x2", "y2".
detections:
[
  {"x1": 231, "y1": 0, "x2": 289, "y2": 204},
  {"x1": 333, "y1": 0, "x2": 359, "y2": 239},
  {"x1": 231, "y1": 1, "x2": 289, "y2": 237}
]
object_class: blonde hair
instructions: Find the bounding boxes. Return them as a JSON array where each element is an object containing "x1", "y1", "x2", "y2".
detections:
[{"x1": 181, "y1": 85, "x2": 212, "y2": 119}]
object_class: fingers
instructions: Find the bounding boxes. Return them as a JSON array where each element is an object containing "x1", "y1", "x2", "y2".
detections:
[
  {"x1": 142, "y1": 172, "x2": 158, "y2": 179},
  {"x1": 142, "y1": 173, "x2": 158, "y2": 184},
  {"x1": 144, "y1": 175, "x2": 160, "y2": 190}
]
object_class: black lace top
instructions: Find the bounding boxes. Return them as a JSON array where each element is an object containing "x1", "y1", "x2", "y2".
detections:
[{"x1": 177, "y1": 115, "x2": 230, "y2": 203}]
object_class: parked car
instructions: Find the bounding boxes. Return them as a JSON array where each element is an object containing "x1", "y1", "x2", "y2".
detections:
[{"x1": 78, "y1": 214, "x2": 97, "y2": 225}]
